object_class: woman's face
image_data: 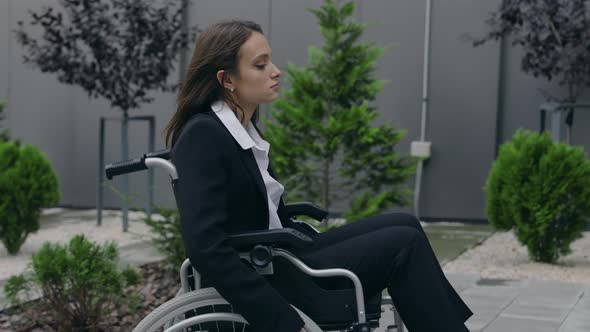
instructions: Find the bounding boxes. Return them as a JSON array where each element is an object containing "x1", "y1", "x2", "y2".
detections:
[{"x1": 229, "y1": 32, "x2": 281, "y2": 106}]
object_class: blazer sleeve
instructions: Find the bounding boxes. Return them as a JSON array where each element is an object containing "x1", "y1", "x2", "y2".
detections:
[{"x1": 172, "y1": 118, "x2": 305, "y2": 332}]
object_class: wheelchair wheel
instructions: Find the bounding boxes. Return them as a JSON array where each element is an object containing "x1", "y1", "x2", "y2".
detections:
[{"x1": 132, "y1": 287, "x2": 323, "y2": 332}]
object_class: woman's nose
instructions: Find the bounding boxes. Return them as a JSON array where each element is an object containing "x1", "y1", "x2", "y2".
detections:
[{"x1": 272, "y1": 63, "x2": 281, "y2": 78}]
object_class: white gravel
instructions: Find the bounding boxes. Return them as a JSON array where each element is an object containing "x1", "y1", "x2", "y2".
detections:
[
  {"x1": 0, "y1": 208, "x2": 159, "y2": 282},
  {"x1": 443, "y1": 230, "x2": 590, "y2": 283}
]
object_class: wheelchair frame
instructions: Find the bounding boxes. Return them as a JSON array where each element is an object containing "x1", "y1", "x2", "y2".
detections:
[{"x1": 105, "y1": 150, "x2": 404, "y2": 332}]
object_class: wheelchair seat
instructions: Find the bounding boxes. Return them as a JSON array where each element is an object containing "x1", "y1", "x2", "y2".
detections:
[
  {"x1": 265, "y1": 254, "x2": 382, "y2": 330},
  {"x1": 223, "y1": 228, "x2": 384, "y2": 330},
  {"x1": 181, "y1": 220, "x2": 385, "y2": 331}
]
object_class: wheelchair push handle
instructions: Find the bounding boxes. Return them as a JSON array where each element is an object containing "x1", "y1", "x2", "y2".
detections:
[
  {"x1": 105, "y1": 149, "x2": 171, "y2": 180},
  {"x1": 105, "y1": 158, "x2": 147, "y2": 180},
  {"x1": 144, "y1": 149, "x2": 170, "y2": 160}
]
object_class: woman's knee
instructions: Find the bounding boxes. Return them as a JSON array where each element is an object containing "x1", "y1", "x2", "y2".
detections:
[
  {"x1": 381, "y1": 226, "x2": 428, "y2": 257},
  {"x1": 388, "y1": 212, "x2": 424, "y2": 232}
]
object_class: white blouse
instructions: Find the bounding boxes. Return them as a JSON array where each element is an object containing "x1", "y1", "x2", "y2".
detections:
[{"x1": 211, "y1": 100, "x2": 284, "y2": 230}]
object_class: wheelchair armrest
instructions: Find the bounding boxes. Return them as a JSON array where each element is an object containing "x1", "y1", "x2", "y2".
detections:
[
  {"x1": 228, "y1": 228, "x2": 313, "y2": 251},
  {"x1": 293, "y1": 220, "x2": 321, "y2": 234},
  {"x1": 284, "y1": 202, "x2": 328, "y2": 222}
]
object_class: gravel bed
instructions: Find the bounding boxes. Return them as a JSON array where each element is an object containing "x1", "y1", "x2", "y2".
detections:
[
  {"x1": 443, "y1": 230, "x2": 590, "y2": 283},
  {"x1": 0, "y1": 208, "x2": 156, "y2": 282},
  {"x1": 0, "y1": 262, "x2": 178, "y2": 332}
]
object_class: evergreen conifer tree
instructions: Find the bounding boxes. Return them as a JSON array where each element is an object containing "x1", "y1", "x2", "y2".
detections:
[{"x1": 264, "y1": 0, "x2": 416, "y2": 223}]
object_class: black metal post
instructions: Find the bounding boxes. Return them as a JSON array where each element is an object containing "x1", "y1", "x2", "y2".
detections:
[{"x1": 97, "y1": 115, "x2": 157, "y2": 232}]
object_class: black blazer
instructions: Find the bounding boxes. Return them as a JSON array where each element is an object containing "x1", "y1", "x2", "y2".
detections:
[{"x1": 172, "y1": 109, "x2": 306, "y2": 332}]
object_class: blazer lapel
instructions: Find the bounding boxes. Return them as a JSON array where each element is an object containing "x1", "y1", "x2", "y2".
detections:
[{"x1": 206, "y1": 110, "x2": 270, "y2": 226}]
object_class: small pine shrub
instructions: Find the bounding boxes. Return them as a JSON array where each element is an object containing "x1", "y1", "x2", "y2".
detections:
[
  {"x1": 4, "y1": 234, "x2": 140, "y2": 331},
  {"x1": 0, "y1": 141, "x2": 59, "y2": 254},
  {"x1": 485, "y1": 129, "x2": 590, "y2": 263}
]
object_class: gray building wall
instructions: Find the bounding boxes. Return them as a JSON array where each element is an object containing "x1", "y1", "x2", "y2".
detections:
[
  {"x1": 416, "y1": 0, "x2": 502, "y2": 221},
  {"x1": 2, "y1": 0, "x2": 589, "y2": 221}
]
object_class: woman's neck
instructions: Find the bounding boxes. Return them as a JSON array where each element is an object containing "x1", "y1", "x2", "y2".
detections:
[
  {"x1": 224, "y1": 97, "x2": 257, "y2": 128},
  {"x1": 238, "y1": 102, "x2": 257, "y2": 128}
]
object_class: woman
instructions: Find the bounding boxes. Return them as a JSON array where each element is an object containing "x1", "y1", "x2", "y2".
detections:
[{"x1": 165, "y1": 20, "x2": 472, "y2": 332}]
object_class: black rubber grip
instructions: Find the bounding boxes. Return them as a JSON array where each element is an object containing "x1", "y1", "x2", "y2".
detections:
[{"x1": 105, "y1": 158, "x2": 147, "y2": 180}]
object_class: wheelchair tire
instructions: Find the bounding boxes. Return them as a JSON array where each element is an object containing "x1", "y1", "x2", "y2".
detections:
[{"x1": 132, "y1": 287, "x2": 323, "y2": 332}]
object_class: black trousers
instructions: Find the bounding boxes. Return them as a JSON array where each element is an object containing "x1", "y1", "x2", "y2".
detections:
[{"x1": 295, "y1": 212, "x2": 473, "y2": 332}]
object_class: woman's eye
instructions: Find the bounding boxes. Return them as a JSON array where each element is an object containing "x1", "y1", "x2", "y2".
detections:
[{"x1": 255, "y1": 64, "x2": 267, "y2": 70}]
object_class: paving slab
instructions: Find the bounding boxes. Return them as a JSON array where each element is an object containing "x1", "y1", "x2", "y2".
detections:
[
  {"x1": 517, "y1": 280, "x2": 585, "y2": 305},
  {"x1": 447, "y1": 272, "x2": 480, "y2": 293},
  {"x1": 461, "y1": 287, "x2": 519, "y2": 332},
  {"x1": 558, "y1": 310, "x2": 590, "y2": 332},
  {"x1": 484, "y1": 316, "x2": 562, "y2": 332},
  {"x1": 557, "y1": 288, "x2": 590, "y2": 332},
  {"x1": 500, "y1": 301, "x2": 573, "y2": 323}
]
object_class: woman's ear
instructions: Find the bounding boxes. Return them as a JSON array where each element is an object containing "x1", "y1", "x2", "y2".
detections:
[{"x1": 216, "y1": 70, "x2": 234, "y2": 91}]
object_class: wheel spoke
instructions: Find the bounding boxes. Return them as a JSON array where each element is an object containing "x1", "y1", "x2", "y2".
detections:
[{"x1": 132, "y1": 288, "x2": 321, "y2": 332}]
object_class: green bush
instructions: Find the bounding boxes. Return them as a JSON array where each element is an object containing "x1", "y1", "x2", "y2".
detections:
[
  {"x1": 485, "y1": 129, "x2": 590, "y2": 263},
  {"x1": 4, "y1": 234, "x2": 140, "y2": 331},
  {"x1": 0, "y1": 141, "x2": 60, "y2": 254},
  {"x1": 143, "y1": 206, "x2": 186, "y2": 268}
]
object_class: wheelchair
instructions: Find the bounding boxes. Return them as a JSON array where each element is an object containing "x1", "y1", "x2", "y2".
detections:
[{"x1": 105, "y1": 150, "x2": 405, "y2": 332}]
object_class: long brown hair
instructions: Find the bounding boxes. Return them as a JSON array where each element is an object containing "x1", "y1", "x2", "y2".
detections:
[{"x1": 164, "y1": 20, "x2": 263, "y2": 149}]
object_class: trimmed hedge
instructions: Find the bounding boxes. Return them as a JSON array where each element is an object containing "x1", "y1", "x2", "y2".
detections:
[
  {"x1": 0, "y1": 141, "x2": 59, "y2": 254},
  {"x1": 485, "y1": 129, "x2": 590, "y2": 263}
]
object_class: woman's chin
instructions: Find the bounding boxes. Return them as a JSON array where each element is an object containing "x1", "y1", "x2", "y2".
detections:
[{"x1": 264, "y1": 94, "x2": 280, "y2": 103}]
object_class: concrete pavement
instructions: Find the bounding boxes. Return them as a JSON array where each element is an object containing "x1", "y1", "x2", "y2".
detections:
[{"x1": 378, "y1": 273, "x2": 590, "y2": 332}]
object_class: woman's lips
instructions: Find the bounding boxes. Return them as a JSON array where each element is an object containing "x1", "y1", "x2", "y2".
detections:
[{"x1": 271, "y1": 82, "x2": 280, "y2": 89}]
